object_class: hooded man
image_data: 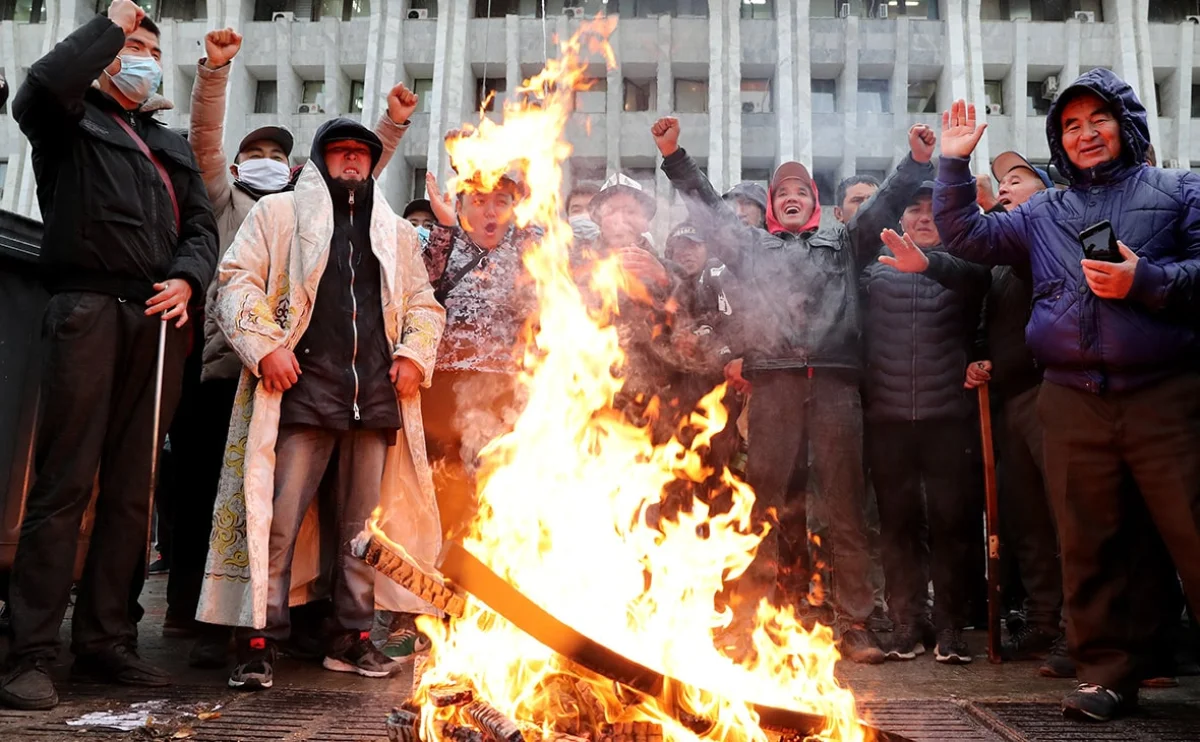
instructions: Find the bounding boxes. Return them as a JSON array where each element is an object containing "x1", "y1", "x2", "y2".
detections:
[
  {"x1": 652, "y1": 116, "x2": 936, "y2": 665},
  {"x1": 930, "y1": 72, "x2": 1200, "y2": 720},
  {"x1": 0, "y1": 0, "x2": 218, "y2": 710},
  {"x1": 865, "y1": 183, "x2": 991, "y2": 665},
  {"x1": 722, "y1": 181, "x2": 768, "y2": 229},
  {"x1": 196, "y1": 117, "x2": 444, "y2": 692},
  {"x1": 165, "y1": 27, "x2": 419, "y2": 668}
]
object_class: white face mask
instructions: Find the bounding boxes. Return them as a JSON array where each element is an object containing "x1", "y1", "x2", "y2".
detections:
[
  {"x1": 236, "y1": 158, "x2": 291, "y2": 193},
  {"x1": 107, "y1": 55, "x2": 163, "y2": 105}
]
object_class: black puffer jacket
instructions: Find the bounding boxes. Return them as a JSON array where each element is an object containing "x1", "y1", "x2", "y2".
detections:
[
  {"x1": 861, "y1": 247, "x2": 990, "y2": 421},
  {"x1": 13, "y1": 15, "x2": 217, "y2": 302},
  {"x1": 662, "y1": 149, "x2": 932, "y2": 373}
]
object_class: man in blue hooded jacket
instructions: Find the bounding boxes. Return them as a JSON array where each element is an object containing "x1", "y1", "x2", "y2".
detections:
[{"x1": 925, "y1": 70, "x2": 1200, "y2": 722}]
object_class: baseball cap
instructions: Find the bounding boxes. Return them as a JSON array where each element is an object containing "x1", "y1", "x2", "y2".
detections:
[
  {"x1": 238, "y1": 125, "x2": 294, "y2": 158},
  {"x1": 403, "y1": 199, "x2": 433, "y2": 219},
  {"x1": 770, "y1": 161, "x2": 813, "y2": 191},
  {"x1": 991, "y1": 151, "x2": 1053, "y2": 190},
  {"x1": 667, "y1": 222, "x2": 705, "y2": 245}
]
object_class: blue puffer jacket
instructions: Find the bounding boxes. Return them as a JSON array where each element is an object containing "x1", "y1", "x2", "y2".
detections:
[{"x1": 934, "y1": 69, "x2": 1200, "y2": 393}]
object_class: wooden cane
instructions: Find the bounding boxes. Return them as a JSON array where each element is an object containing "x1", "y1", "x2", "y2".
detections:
[
  {"x1": 145, "y1": 318, "x2": 168, "y2": 579},
  {"x1": 977, "y1": 382, "x2": 1002, "y2": 663}
]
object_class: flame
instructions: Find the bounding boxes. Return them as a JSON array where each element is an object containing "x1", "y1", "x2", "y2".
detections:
[{"x1": 373, "y1": 20, "x2": 865, "y2": 742}]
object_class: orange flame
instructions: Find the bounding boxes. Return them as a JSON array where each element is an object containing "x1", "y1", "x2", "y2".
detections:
[{"x1": 374, "y1": 19, "x2": 865, "y2": 742}]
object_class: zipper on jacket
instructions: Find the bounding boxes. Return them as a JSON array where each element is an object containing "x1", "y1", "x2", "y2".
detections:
[{"x1": 348, "y1": 190, "x2": 362, "y2": 422}]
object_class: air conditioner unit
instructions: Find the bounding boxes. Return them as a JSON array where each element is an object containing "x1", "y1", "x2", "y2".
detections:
[
  {"x1": 1163, "y1": 158, "x2": 1184, "y2": 169},
  {"x1": 1187, "y1": 15, "x2": 1200, "y2": 24},
  {"x1": 407, "y1": 8, "x2": 429, "y2": 20},
  {"x1": 297, "y1": 103, "x2": 324, "y2": 114},
  {"x1": 1041, "y1": 75, "x2": 1060, "y2": 101},
  {"x1": 1073, "y1": 11, "x2": 1095, "y2": 22},
  {"x1": 564, "y1": 7, "x2": 585, "y2": 19},
  {"x1": 986, "y1": 103, "x2": 1003, "y2": 116},
  {"x1": 272, "y1": 11, "x2": 294, "y2": 21},
  {"x1": 839, "y1": 2, "x2": 851, "y2": 17},
  {"x1": 878, "y1": 4, "x2": 888, "y2": 18}
]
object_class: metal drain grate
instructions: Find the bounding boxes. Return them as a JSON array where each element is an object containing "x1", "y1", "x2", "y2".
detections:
[
  {"x1": 860, "y1": 701, "x2": 1004, "y2": 742},
  {"x1": 191, "y1": 688, "x2": 410, "y2": 741},
  {"x1": 969, "y1": 701, "x2": 1200, "y2": 742}
]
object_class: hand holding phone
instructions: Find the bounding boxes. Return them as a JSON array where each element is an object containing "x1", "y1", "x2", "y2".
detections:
[
  {"x1": 1079, "y1": 220, "x2": 1122, "y2": 263},
  {"x1": 1079, "y1": 221, "x2": 1139, "y2": 299}
]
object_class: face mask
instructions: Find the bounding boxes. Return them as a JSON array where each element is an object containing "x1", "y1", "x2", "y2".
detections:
[
  {"x1": 107, "y1": 55, "x2": 162, "y2": 105},
  {"x1": 415, "y1": 225, "x2": 431, "y2": 248},
  {"x1": 236, "y1": 158, "x2": 292, "y2": 193}
]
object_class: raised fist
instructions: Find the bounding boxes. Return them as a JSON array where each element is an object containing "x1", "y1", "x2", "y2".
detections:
[
  {"x1": 908, "y1": 123, "x2": 936, "y2": 164},
  {"x1": 204, "y1": 28, "x2": 243, "y2": 70},
  {"x1": 651, "y1": 117, "x2": 681, "y2": 158},
  {"x1": 387, "y1": 82, "x2": 419, "y2": 124},
  {"x1": 108, "y1": 0, "x2": 144, "y2": 35}
]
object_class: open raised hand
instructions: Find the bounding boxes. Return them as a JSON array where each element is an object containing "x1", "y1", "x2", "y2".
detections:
[
  {"x1": 941, "y1": 99, "x2": 988, "y2": 159},
  {"x1": 425, "y1": 172, "x2": 456, "y2": 226},
  {"x1": 877, "y1": 229, "x2": 930, "y2": 273}
]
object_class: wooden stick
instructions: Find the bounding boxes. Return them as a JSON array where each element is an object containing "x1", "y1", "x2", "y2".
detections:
[
  {"x1": 977, "y1": 383, "x2": 1003, "y2": 664},
  {"x1": 353, "y1": 533, "x2": 466, "y2": 616}
]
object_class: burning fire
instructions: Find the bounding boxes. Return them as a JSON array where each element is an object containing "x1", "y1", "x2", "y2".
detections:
[{"x1": 371, "y1": 19, "x2": 866, "y2": 742}]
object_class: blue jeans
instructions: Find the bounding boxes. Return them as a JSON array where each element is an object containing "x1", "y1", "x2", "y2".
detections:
[{"x1": 244, "y1": 425, "x2": 388, "y2": 641}]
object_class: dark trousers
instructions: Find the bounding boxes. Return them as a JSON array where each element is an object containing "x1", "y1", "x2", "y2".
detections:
[
  {"x1": 995, "y1": 384, "x2": 1062, "y2": 630},
  {"x1": 869, "y1": 418, "x2": 974, "y2": 631},
  {"x1": 239, "y1": 425, "x2": 387, "y2": 641},
  {"x1": 739, "y1": 370, "x2": 874, "y2": 625},
  {"x1": 164, "y1": 371, "x2": 239, "y2": 626},
  {"x1": 9, "y1": 293, "x2": 187, "y2": 660},
  {"x1": 1038, "y1": 375, "x2": 1200, "y2": 696}
]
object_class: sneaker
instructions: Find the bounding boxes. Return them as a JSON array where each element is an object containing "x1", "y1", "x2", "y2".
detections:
[
  {"x1": 323, "y1": 631, "x2": 400, "y2": 678},
  {"x1": 1001, "y1": 624, "x2": 1059, "y2": 661},
  {"x1": 0, "y1": 659, "x2": 58, "y2": 710},
  {"x1": 934, "y1": 629, "x2": 972, "y2": 664},
  {"x1": 884, "y1": 623, "x2": 926, "y2": 661},
  {"x1": 228, "y1": 637, "x2": 275, "y2": 691},
  {"x1": 381, "y1": 629, "x2": 431, "y2": 662},
  {"x1": 189, "y1": 631, "x2": 231, "y2": 669},
  {"x1": 838, "y1": 625, "x2": 885, "y2": 665},
  {"x1": 72, "y1": 645, "x2": 170, "y2": 687},
  {"x1": 1062, "y1": 683, "x2": 1135, "y2": 722},
  {"x1": 148, "y1": 557, "x2": 170, "y2": 575},
  {"x1": 1039, "y1": 634, "x2": 1077, "y2": 678}
]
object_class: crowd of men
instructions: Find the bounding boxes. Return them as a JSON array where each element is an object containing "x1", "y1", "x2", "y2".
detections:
[{"x1": 0, "y1": 0, "x2": 1196, "y2": 727}]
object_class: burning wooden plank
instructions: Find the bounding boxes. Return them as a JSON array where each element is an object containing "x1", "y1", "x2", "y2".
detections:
[
  {"x1": 386, "y1": 706, "x2": 421, "y2": 742},
  {"x1": 353, "y1": 533, "x2": 466, "y2": 617},
  {"x1": 430, "y1": 684, "x2": 475, "y2": 708},
  {"x1": 465, "y1": 701, "x2": 525, "y2": 742}
]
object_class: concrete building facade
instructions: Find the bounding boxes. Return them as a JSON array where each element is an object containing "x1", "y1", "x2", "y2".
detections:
[{"x1": 3, "y1": 0, "x2": 1200, "y2": 227}]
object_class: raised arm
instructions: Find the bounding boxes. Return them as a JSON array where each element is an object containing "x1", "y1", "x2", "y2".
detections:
[
  {"x1": 846, "y1": 124, "x2": 936, "y2": 268},
  {"x1": 13, "y1": 7, "x2": 136, "y2": 143},
  {"x1": 653, "y1": 117, "x2": 754, "y2": 272},
  {"x1": 372, "y1": 83, "x2": 418, "y2": 177},
  {"x1": 190, "y1": 28, "x2": 243, "y2": 210}
]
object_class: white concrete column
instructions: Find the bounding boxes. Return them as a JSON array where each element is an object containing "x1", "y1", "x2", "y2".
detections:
[
  {"x1": 504, "y1": 14, "x2": 520, "y2": 105},
  {"x1": 1009, "y1": 18, "x2": 1029, "y2": 156},
  {"x1": 1129, "y1": 0, "x2": 1160, "y2": 149},
  {"x1": 1062, "y1": 18, "x2": 1080, "y2": 87},
  {"x1": 655, "y1": 14, "x2": 673, "y2": 222},
  {"x1": 887, "y1": 17, "x2": 908, "y2": 175},
  {"x1": 793, "y1": 0, "x2": 812, "y2": 172},
  {"x1": 322, "y1": 17, "x2": 348, "y2": 116},
  {"x1": 774, "y1": 0, "x2": 795, "y2": 164},
  {"x1": 0, "y1": 19, "x2": 23, "y2": 213},
  {"x1": 604, "y1": 20, "x2": 621, "y2": 179},
  {"x1": 705, "y1": 4, "x2": 723, "y2": 194},
  {"x1": 365, "y1": 0, "x2": 406, "y2": 205},
  {"x1": 724, "y1": 0, "x2": 742, "y2": 189},
  {"x1": 1174, "y1": 22, "x2": 1194, "y2": 167},
  {"x1": 428, "y1": 0, "x2": 471, "y2": 181},
  {"x1": 841, "y1": 15, "x2": 859, "y2": 176},
  {"x1": 964, "y1": 0, "x2": 989, "y2": 167},
  {"x1": 275, "y1": 16, "x2": 301, "y2": 122}
]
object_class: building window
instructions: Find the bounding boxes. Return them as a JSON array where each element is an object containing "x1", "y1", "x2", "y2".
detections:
[
  {"x1": 407, "y1": 0, "x2": 436, "y2": 18},
  {"x1": 574, "y1": 78, "x2": 608, "y2": 114},
  {"x1": 813, "y1": 169, "x2": 837, "y2": 206},
  {"x1": 741, "y1": 0, "x2": 772, "y2": 19},
  {"x1": 320, "y1": 0, "x2": 370, "y2": 20},
  {"x1": 302, "y1": 81, "x2": 326, "y2": 109},
  {"x1": 907, "y1": 81, "x2": 937, "y2": 114},
  {"x1": 984, "y1": 80, "x2": 1004, "y2": 115},
  {"x1": 1150, "y1": 1, "x2": 1199, "y2": 23},
  {"x1": 254, "y1": 80, "x2": 278, "y2": 113},
  {"x1": 1154, "y1": 83, "x2": 1166, "y2": 117},
  {"x1": 741, "y1": 79, "x2": 772, "y2": 114},
  {"x1": 812, "y1": 79, "x2": 838, "y2": 113},
  {"x1": 473, "y1": 0, "x2": 517, "y2": 17},
  {"x1": 0, "y1": 160, "x2": 7, "y2": 202},
  {"x1": 5, "y1": 0, "x2": 46, "y2": 21},
  {"x1": 858, "y1": 79, "x2": 891, "y2": 114},
  {"x1": 1032, "y1": 1, "x2": 1104, "y2": 22},
  {"x1": 811, "y1": 0, "x2": 936, "y2": 18},
  {"x1": 623, "y1": 78, "x2": 657, "y2": 112},
  {"x1": 1027, "y1": 81, "x2": 1052, "y2": 116},
  {"x1": 413, "y1": 78, "x2": 434, "y2": 113},
  {"x1": 349, "y1": 80, "x2": 365, "y2": 114},
  {"x1": 1192, "y1": 85, "x2": 1200, "y2": 118},
  {"x1": 413, "y1": 167, "x2": 428, "y2": 200},
  {"x1": 477, "y1": 78, "x2": 507, "y2": 112},
  {"x1": 741, "y1": 167, "x2": 772, "y2": 186},
  {"x1": 254, "y1": 0, "x2": 299, "y2": 20},
  {"x1": 674, "y1": 79, "x2": 708, "y2": 114},
  {"x1": 0, "y1": 70, "x2": 7, "y2": 115}
]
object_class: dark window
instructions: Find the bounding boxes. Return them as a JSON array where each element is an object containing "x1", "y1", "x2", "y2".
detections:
[
  {"x1": 0, "y1": 160, "x2": 7, "y2": 203},
  {"x1": 1030, "y1": 1, "x2": 1103, "y2": 22},
  {"x1": 623, "y1": 78, "x2": 656, "y2": 112},
  {"x1": 320, "y1": 0, "x2": 370, "y2": 20},
  {"x1": 858, "y1": 79, "x2": 891, "y2": 114},
  {"x1": 349, "y1": 80, "x2": 365, "y2": 114},
  {"x1": 4, "y1": 0, "x2": 46, "y2": 22},
  {"x1": 907, "y1": 81, "x2": 937, "y2": 114},
  {"x1": 812, "y1": 79, "x2": 838, "y2": 113},
  {"x1": 255, "y1": 80, "x2": 278, "y2": 113},
  {"x1": 473, "y1": 0, "x2": 517, "y2": 17},
  {"x1": 984, "y1": 80, "x2": 1004, "y2": 114},
  {"x1": 413, "y1": 78, "x2": 434, "y2": 113},
  {"x1": 741, "y1": 0, "x2": 773, "y2": 19},
  {"x1": 254, "y1": 0, "x2": 298, "y2": 21},
  {"x1": 1027, "y1": 81, "x2": 1052, "y2": 116},
  {"x1": 413, "y1": 167, "x2": 428, "y2": 200},
  {"x1": 1154, "y1": 83, "x2": 1166, "y2": 117},
  {"x1": 1192, "y1": 84, "x2": 1200, "y2": 118},
  {"x1": 1149, "y1": 1, "x2": 1199, "y2": 23},
  {"x1": 981, "y1": 0, "x2": 1010, "y2": 19},
  {"x1": 813, "y1": 169, "x2": 837, "y2": 206},
  {"x1": 477, "y1": 77, "x2": 507, "y2": 112},
  {"x1": 674, "y1": 79, "x2": 708, "y2": 113}
]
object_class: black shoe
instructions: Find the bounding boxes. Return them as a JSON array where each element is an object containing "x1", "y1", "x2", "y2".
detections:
[
  {"x1": 229, "y1": 637, "x2": 275, "y2": 691},
  {"x1": 867, "y1": 606, "x2": 893, "y2": 633},
  {"x1": 1062, "y1": 683, "x2": 1136, "y2": 722},
  {"x1": 189, "y1": 632, "x2": 231, "y2": 669},
  {"x1": 1002, "y1": 624, "x2": 1059, "y2": 661},
  {"x1": 838, "y1": 625, "x2": 885, "y2": 665},
  {"x1": 1039, "y1": 634, "x2": 1076, "y2": 678},
  {"x1": 884, "y1": 623, "x2": 926, "y2": 661},
  {"x1": 148, "y1": 558, "x2": 170, "y2": 575},
  {"x1": 72, "y1": 645, "x2": 171, "y2": 687},
  {"x1": 934, "y1": 629, "x2": 972, "y2": 664},
  {"x1": 323, "y1": 631, "x2": 400, "y2": 678},
  {"x1": 0, "y1": 659, "x2": 58, "y2": 710}
]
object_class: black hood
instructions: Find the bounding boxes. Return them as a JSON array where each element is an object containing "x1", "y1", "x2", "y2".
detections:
[{"x1": 310, "y1": 117, "x2": 384, "y2": 195}]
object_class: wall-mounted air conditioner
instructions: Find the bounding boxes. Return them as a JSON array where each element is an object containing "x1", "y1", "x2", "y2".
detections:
[
  {"x1": 878, "y1": 4, "x2": 888, "y2": 18},
  {"x1": 407, "y1": 8, "x2": 429, "y2": 20},
  {"x1": 564, "y1": 7, "x2": 585, "y2": 19},
  {"x1": 272, "y1": 11, "x2": 294, "y2": 21},
  {"x1": 1041, "y1": 75, "x2": 1060, "y2": 101},
  {"x1": 985, "y1": 103, "x2": 1003, "y2": 116},
  {"x1": 298, "y1": 103, "x2": 324, "y2": 114},
  {"x1": 1187, "y1": 15, "x2": 1200, "y2": 24},
  {"x1": 839, "y1": 3, "x2": 850, "y2": 19},
  {"x1": 1073, "y1": 11, "x2": 1095, "y2": 22}
]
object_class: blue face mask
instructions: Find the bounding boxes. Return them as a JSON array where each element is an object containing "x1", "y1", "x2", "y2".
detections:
[
  {"x1": 415, "y1": 225, "x2": 431, "y2": 248},
  {"x1": 108, "y1": 55, "x2": 163, "y2": 105}
]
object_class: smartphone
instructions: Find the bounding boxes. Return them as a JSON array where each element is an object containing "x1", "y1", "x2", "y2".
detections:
[{"x1": 1079, "y1": 220, "x2": 1122, "y2": 263}]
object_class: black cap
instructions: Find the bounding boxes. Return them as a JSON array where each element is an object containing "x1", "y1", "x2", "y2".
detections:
[
  {"x1": 667, "y1": 222, "x2": 705, "y2": 245},
  {"x1": 238, "y1": 125, "x2": 294, "y2": 158},
  {"x1": 404, "y1": 199, "x2": 433, "y2": 219}
]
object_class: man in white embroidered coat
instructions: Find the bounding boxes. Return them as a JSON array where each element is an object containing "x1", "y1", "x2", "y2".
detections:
[{"x1": 198, "y1": 117, "x2": 444, "y2": 691}]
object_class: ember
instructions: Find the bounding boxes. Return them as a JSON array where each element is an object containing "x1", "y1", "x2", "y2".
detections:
[{"x1": 366, "y1": 18, "x2": 870, "y2": 742}]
